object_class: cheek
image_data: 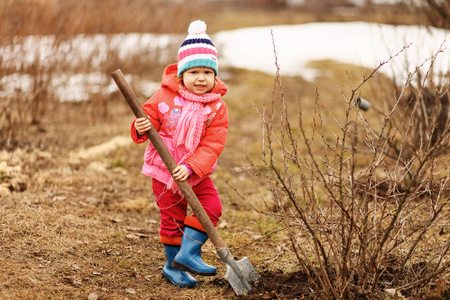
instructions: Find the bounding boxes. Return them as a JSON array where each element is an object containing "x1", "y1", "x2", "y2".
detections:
[
  {"x1": 208, "y1": 77, "x2": 216, "y2": 88},
  {"x1": 184, "y1": 77, "x2": 194, "y2": 87}
]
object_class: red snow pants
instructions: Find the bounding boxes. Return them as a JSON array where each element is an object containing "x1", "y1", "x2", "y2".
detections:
[{"x1": 152, "y1": 177, "x2": 222, "y2": 245}]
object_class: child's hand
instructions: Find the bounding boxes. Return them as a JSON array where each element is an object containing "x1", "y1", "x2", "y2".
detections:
[
  {"x1": 173, "y1": 165, "x2": 189, "y2": 181},
  {"x1": 135, "y1": 117, "x2": 152, "y2": 135}
]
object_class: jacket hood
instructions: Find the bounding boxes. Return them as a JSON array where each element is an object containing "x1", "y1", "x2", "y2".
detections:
[{"x1": 161, "y1": 63, "x2": 228, "y2": 97}]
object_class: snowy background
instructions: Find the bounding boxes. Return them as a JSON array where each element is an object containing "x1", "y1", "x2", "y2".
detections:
[
  {"x1": 215, "y1": 22, "x2": 450, "y2": 82},
  {"x1": 1, "y1": 22, "x2": 449, "y2": 101}
]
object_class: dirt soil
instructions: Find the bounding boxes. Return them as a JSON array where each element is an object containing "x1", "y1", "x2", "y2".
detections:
[{"x1": 236, "y1": 270, "x2": 313, "y2": 299}]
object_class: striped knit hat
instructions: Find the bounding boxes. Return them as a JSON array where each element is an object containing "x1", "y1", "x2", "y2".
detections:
[{"x1": 177, "y1": 20, "x2": 218, "y2": 76}]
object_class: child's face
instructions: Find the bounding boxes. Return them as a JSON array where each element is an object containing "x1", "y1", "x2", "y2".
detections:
[{"x1": 181, "y1": 67, "x2": 215, "y2": 95}]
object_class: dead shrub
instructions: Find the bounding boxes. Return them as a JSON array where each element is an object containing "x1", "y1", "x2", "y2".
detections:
[
  {"x1": 0, "y1": 0, "x2": 192, "y2": 148},
  {"x1": 250, "y1": 34, "x2": 449, "y2": 299}
]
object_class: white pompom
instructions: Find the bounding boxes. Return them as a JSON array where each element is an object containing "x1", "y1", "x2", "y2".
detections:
[{"x1": 188, "y1": 20, "x2": 207, "y2": 35}]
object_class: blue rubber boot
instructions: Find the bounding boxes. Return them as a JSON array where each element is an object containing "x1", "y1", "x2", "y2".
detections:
[
  {"x1": 162, "y1": 244, "x2": 197, "y2": 288},
  {"x1": 172, "y1": 227, "x2": 217, "y2": 276}
]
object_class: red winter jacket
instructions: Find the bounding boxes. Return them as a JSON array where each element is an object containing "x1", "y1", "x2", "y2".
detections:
[{"x1": 130, "y1": 64, "x2": 228, "y2": 191}]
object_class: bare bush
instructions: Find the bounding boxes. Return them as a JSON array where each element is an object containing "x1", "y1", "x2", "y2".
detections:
[
  {"x1": 0, "y1": 35, "x2": 58, "y2": 147},
  {"x1": 252, "y1": 36, "x2": 449, "y2": 299},
  {"x1": 0, "y1": 0, "x2": 188, "y2": 148}
]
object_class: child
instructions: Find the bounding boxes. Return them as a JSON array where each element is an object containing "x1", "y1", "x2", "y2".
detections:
[{"x1": 130, "y1": 20, "x2": 228, "y2": 288}]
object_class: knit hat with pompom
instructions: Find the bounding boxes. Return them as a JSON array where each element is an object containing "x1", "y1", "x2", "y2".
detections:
[{"x1": 177, "y1": 20, "x2": 218, "y2": 76}]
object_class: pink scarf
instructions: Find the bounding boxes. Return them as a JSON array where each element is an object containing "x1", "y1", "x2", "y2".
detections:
[{"x1": 173, "y1": 87, "x2": 221, "y2": 164}]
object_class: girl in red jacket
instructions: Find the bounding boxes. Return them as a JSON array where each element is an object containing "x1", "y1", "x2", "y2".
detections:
[{"x1": 131, "y1": 20, "x2": 228, "y2": 288}]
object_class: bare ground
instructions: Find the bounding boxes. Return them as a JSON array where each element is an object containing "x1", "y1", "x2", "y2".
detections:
[
  {"x1": 1, "y1": 68, "x2": 449, "y2": 299},
  {"x1": 0, "y1": 92, "x2": 303, "y2": 299}
]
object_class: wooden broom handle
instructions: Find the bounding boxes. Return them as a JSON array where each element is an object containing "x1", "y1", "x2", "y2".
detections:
[{"x1": 111, "y1": 69, "x2": 226, "y2": 250}]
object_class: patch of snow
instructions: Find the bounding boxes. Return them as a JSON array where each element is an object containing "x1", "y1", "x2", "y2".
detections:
[
  {"x1": 2, "y1": 22, "x2": 449, "y2": 100},
  {"x1": 214, "y1": 22, "x2": 450, "y2": 83}
]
